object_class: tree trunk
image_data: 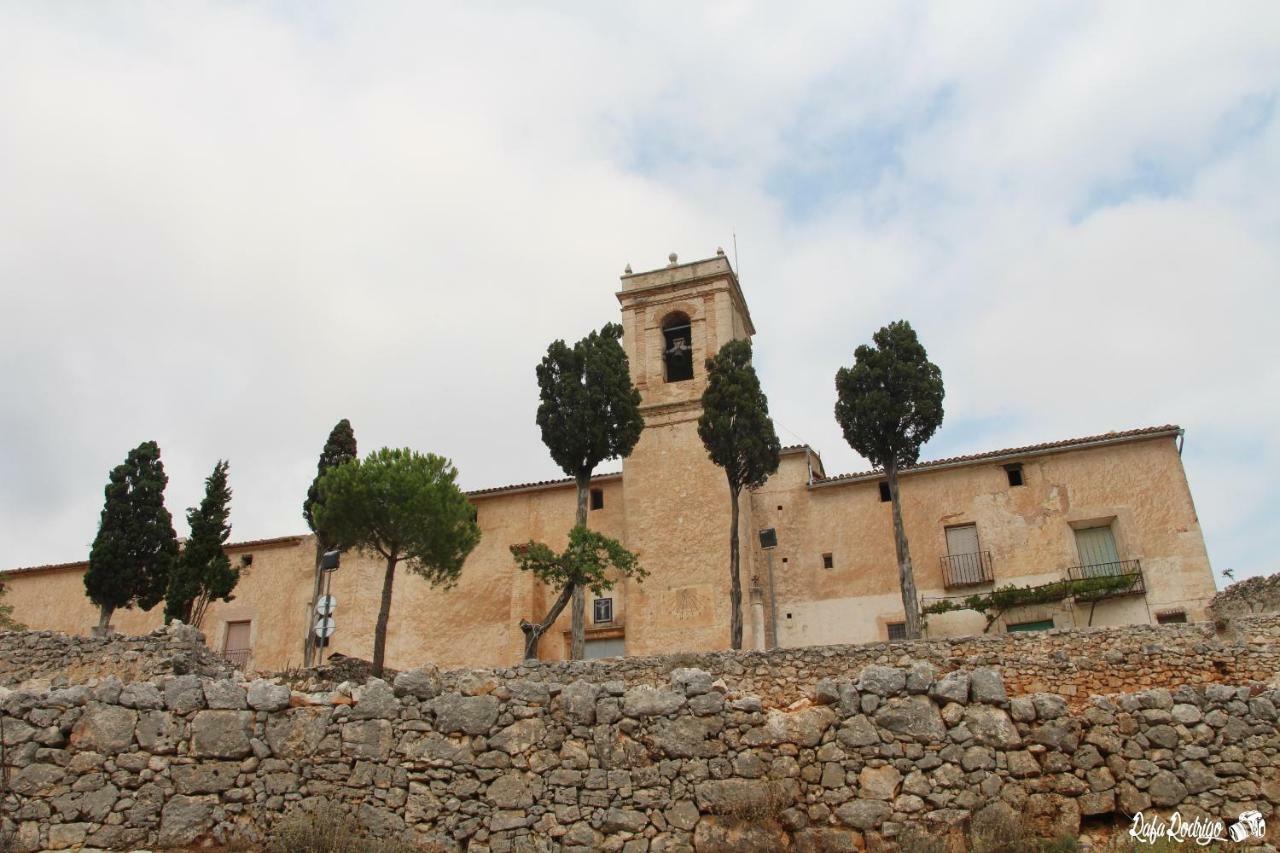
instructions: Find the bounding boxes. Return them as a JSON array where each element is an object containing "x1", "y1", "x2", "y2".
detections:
[
  {"x1": 372, "y1": 552, "x2": 398, "y2": 676},
  {"x1": 570, "y1": 475, "x2": 590, "y2": 660},
  {"x1": 96, "y1": 604, "x2": 114, "y2": 637},
  {"x1": 304, "y1": 540, "x2": 325, "y2": 667},
  {"x1": 728, "y1": 480, "x2": 743, "y2": 650},
  {"x1": 886, "y1": 466, "x2": 923, "y2": 639},
  {"x1": 521, "y1": 582, "x2": 576, "y2": 660}
]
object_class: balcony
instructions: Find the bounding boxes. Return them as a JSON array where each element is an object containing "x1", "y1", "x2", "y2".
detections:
[
  {"x1": 221, "y1": 648, "x2": 252, "y2": 671},
  {"x1": 941, "y1": 550, "x2": 993, "y2": 588},
  {"x1": 1065, "y1": 559, "x2": 1145, "y2": 601}
]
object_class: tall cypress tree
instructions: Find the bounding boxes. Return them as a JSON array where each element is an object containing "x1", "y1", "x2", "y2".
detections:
[
  {"x1": 84, "y1": 441, "x2": 179, "y2": 633},
  {"x1": 533, "y1": 323, "x2": 643, "y2": 659},
  {"x1": 698, "y1": 339, "x2": 781, "y2": 650},
  {"x1": 834, "y1": 320, "x2": 944, "y2": 639},
  {"x1": 164, "y1": 460, "x2": 236, "y2": 628},
  {"x1": 0, "y1": 581, "x2": 24, "y2": 631},
  {"x1": 302, "y1": 419, "x2": 357, "y2": 665}
]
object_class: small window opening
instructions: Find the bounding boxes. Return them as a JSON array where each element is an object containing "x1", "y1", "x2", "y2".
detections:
[
  {"x1": 822, "y1": 553, "x2": 834, "y2": 569},
  {"x1": 1156, "y1": 610, "x2": 1187, "y2": 625},
  {"x1": 662, "y1": 314, "x2": 694, "y2": 382},
  {"x1": 590, "y1": 488, "x2": 604, "y2": 510},
  {"x1": 1008, "y1": 619, "x2": 1054, "y2": 633},
  {"x1": 879, "y1": 482, "x2": 891, "y2": 502},
  {"x1": 593, "y1": 597, "x2": 613, "y2": 624},
  {"x1": 781, "y1": 557, "x2": 788, "y2": 564},
  {"x1": 240, "y1": 554, "x2": 253, "y2": 567},
  {"x1": 777, "y1": 504, "x2": 783, "y2": 511},
  {"x1": 1005, "y1": 463, "x2": 1024, "y2": 487},
  {"x1": 786, "y1": 612, "x2": 793, "y2": 619},
  {"x1": 887, "y1": 622, "x2": 907, "y2": 641}
]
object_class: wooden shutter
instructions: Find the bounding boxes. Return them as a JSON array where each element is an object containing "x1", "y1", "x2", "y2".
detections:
[
  {"x1": 1073, "y1": 525, "x2": 1119, "y2": 571},
  {"x1": 945, "y1": 524, "x2": 980, "y2": 555}
]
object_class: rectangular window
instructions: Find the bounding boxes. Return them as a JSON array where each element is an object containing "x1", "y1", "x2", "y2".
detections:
[
  {"x1": 822, "y1": 553, "x2": 834, "y2": 569},
  {"x1": 1007, "y1": 619, "x2": 1054, "y2": 633},
  {"x1": 887, "y1": 622, "x2": 907, "y2": 641},
  {"x1": 1074, "y1": 524, "x2": 1120, "y2": 574},
  {"x1": 223, "y1": 620, "x2": 252, "y2": 668},
  {"x1": 593, "y1": 597, "x2": 613, "y2": 624},
  {"x1": 1005, "y1": 463, "x2": 1024, "y2": 487},
  {"x1": 590, "y1": 488, "x2": 604, "y2": 510},
  {"x1": 1157, "y1": 611, "x2": 1187, "y2": 625},
  {"x1": 879, "y1": 482, "x2": 891, "y2": 502},
  {"x1": 584, "y1": 637, "x2": 625, "y2": 659}
]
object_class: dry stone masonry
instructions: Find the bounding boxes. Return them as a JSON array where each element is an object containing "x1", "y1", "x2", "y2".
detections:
[{"x1": 1, "y1": 616, "x2": 1279, "y2": 850}]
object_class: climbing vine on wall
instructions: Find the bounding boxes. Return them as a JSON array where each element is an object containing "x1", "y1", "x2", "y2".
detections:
[{"x1": 922, "y1": 574, "x2": 1140, "y2": 633}]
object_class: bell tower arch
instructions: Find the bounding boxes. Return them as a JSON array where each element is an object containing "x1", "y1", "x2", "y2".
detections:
[{"x1": 615, "y1": 250, "x2": 758, "y2": 654}]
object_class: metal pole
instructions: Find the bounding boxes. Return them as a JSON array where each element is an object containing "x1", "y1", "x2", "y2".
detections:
[{"x1": 320, "y1": 568, "x2": 333, "y2": 666}]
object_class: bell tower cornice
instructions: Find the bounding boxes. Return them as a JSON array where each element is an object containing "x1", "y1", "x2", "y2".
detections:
[{"x1": 614, "y1": 251, "x2": 756, "y2": 418}]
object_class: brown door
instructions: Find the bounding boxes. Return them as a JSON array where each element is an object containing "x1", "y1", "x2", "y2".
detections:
[{"x1": 223, "y1": 621, "x2": 252, "y2": 669}]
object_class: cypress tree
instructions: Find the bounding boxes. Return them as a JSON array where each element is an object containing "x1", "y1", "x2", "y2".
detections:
[
  {"x1": 84, "y1": 441, "x2": 179, "y2": 633},
  {"x1": 834, "y1": 320, "x2": 945, "y2": 639},
  {"x1": 698, "y1": 339, "x2": 781, "y2": 650},
  {"x1": 533, "y1": 323, "x2": 643, "y2": 659},
  {"x1": 0, "y1": 581, "x2": 24, "y2": 631},
  {"x1": 164, "y1": 460, "x2": 236, "y2": 628},
  {"x1": 302, "y1": 419, "x2": 357, "y2": 665}
]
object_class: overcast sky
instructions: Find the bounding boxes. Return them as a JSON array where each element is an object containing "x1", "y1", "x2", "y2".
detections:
[{"x1": 1, "y1": 3, "x2": 1277, "y2": 584}]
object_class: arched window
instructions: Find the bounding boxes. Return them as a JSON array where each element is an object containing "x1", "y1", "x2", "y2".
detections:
[{"x1": 662, "y1": 313, "x2": 693, "y2": 382}]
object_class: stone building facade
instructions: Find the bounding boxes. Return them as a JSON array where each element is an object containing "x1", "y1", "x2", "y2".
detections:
[{"x1": 0, "y1": 253, "x2": 1217, "y2": 672}]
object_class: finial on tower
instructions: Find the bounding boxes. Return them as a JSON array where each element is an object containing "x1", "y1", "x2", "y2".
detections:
[
  {"x1": 716, "y1": 246, "x2": 725, "y2": 256},
  {"x1": 624, "y1": 263, "x2": 632, "y2": 274},
  {"x1": 668, "y1": 252, "x2": 678, "y2": 266}
]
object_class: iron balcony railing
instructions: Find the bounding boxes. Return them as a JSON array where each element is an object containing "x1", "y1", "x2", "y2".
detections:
[
  {"x1": 941, "y1": 550, "x2": 994, "y2": 588},
  {"x1": 222, "y1": 648, "x2": 252, "y2": 670},
  {"x1": 1065, "y1": 559, "x2": 1145, "y2": 601}
]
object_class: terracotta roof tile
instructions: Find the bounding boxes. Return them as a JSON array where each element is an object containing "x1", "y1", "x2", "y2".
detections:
[
  {"x1": 467, "y1": 470, "x2": 621, "y2": 499},
  {"x1": 813, "y1": 425, "x2": 1181, "y2": 485},
  {"x1": 3, "y1": 534, "x2": 308, "y2": 577}
]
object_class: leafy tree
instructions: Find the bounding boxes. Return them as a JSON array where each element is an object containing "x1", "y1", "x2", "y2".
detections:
[
  {"x1": 835, "y1": 320, "x2": 944, "y2": 639},
  {"x1": 313, "y1": 447, "x2": 481, "y2": 676},
  {"x1": 302, "y1": 419, "x2": 357, "y2": 665},
  {"x1": 697, "y1": 338, "x2": 781, "y2": 650},
  {"x1": 85, "y1": 441, "x2": 180, "y2": 633},
  {"x1": 534, "y1": 323, "x2": 643, "y2": 658},
  {"x1": 0, "y1": 581, "x2": 25, "y2": 631},
  {"x1": 511, "y1": 526, "x2": 647, "y2": 660},
  {"x1": 164, "y1": 460, "x2": 237, "y2": 628}
]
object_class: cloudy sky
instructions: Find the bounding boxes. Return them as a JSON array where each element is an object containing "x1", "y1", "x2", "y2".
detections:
[{"x1": 1, "y1": 3, "x2": 1277, "y2": 584}]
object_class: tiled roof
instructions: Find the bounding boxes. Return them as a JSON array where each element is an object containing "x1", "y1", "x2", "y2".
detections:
[
  {"x1": 2, "y1": 534, "x2": 308, "y2": 577},
  {"x1": 467, "y1": 470, "x2": 622, "y2": 499},
  {"x1": 813, "y1": 425, "x2": 1182, "y2": 486}
]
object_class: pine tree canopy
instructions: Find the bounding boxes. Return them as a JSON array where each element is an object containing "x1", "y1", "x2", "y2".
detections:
[
  {"x1": 698, "y1": 339, "x2": 782, "y2": 491},
  {"x1": 84, "y1": 441, "x2": 179, "y2": 616},
  {"x1": 535, "y1": 323, "x2": 643, "y2": 480},
  {"x1": 0, "y1": 581, "x2": 24, "y2": 631},
  {"x1": 165, "y1": 460, "x2": 237, "y2": 626},
  {"x1": 834, "y1": 320, "x2": 945, "y2": 470},
  {"x1": 312, "y1": 447, "x2": 481, "y2": 586},
  {"x1": 303, "y1": 419, "x2": 357, "y2": 543},
  {"x1": 511, "y1": 525, "x2": 646, "y2": 597}
]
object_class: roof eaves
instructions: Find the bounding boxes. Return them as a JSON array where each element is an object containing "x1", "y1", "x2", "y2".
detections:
[{"x1": 810, "y1": 425, "x2": 1182, "y2": 489}]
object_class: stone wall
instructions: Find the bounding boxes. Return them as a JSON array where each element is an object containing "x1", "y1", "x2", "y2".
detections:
[
  {"x1": 1210, "y1": 574, "x2": 1280, "y2": 619},
  {"x1": 3, "y1": 654, "x2": 1280, "y2": 850},
  {"x1": 0, "y1": 623, "x2": 233, "y2": 690},
  {"x1": 426, "y1": 615, "x2": 1280, "y2": 709}
]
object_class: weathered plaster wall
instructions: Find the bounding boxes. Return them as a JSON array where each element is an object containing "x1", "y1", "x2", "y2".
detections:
[
  {"x1": 3, "y1": 634, "x2": 1278, "y2": 851},
  {"x1": 752, "y1": 435, "x2": 1217, "y2": 645}
]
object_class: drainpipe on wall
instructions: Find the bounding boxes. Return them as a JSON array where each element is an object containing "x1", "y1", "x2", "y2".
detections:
[{"x1": 750, "y1": 581, "x2": 766, "y2": 651}]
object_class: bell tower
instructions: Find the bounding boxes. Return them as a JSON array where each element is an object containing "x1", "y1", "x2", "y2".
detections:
[{"x1": 615, "y1": 251, "x2": 758, "y2": 654}]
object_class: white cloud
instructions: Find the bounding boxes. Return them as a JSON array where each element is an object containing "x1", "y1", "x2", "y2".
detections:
[{"x1": 0, "y1": 2, "x2": 1277, "y2": 583}]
